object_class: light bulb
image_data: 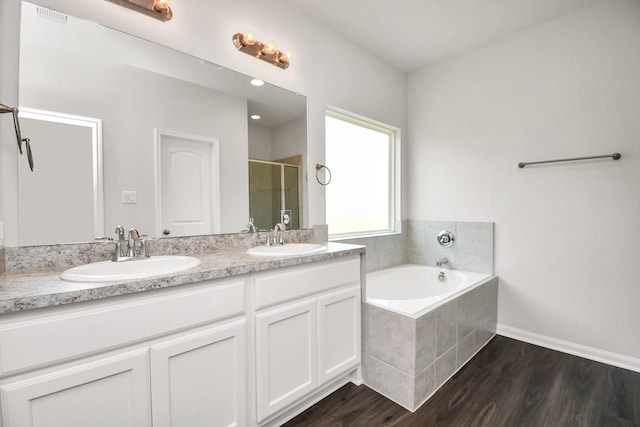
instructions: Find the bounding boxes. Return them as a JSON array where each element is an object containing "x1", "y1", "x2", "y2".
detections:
[
  {"x1": 250, "y1": 114, "x2": 261, "y2": 120},
  {"x1": 242, "y1": 33, "x2": 256, "y2": 46},
  {"x1": 250, "y1": 79, "x2": 265, "y2": 87},
  {"x1": 153, "y1": 0, "x2": 171, "y2": 11},
  {"x1": 262, "y1": 41, "x2": 276, "y2": 55},
  {"x1": 279, "y1": 51, "x2": 290, "y2": 64}
]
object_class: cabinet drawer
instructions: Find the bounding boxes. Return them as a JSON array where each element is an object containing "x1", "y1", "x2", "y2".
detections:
[
  {"x1": 0, "y1": 279, "x2": 246, "y2": 375},
  {"x1": 254, "y1": 256, "x2": 360, "y2": 310}
]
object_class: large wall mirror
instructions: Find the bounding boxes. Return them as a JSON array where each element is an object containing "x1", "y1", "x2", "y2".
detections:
[{"x1": 14, "y1": 1, "x2": 307, "y2": 246}]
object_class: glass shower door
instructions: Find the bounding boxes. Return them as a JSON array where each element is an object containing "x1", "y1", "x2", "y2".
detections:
[{"x1": 248, "y1": 160, "x2": 300, "y2": 231}]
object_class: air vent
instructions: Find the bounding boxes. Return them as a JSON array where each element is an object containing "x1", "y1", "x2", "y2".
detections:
[{"x1": 36, "y1": 6, "x2": 68, "y2": 24}]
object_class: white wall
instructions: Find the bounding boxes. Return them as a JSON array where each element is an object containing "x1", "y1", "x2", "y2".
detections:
[
  {"x1": 248, "y1": 118, "x2": 306, "y2": 162},
  {"x1": 248, "y1": 124, "x2": 272, "y2": 161},
  {"x1": 9, "y1": 0, "x2": 407, "y2": 231},
  {"x1": 408, "y1": 0, "x2": 640, "y2": 361},
  {"x1": 272, "y1": 117, "x2": 306, "y2": 161},
  {"x1": 0, "y1": 0, "x2": 21, "y2": 250}
]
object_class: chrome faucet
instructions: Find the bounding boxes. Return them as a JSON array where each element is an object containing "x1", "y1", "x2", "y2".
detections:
[
  {"x1": 265, "y1": 222, "x2": 286, "y2": 246},
  {"x1": 245, "y1": 217, "x2": 257, "y2": 233},
  {"x1": 273, "y1": 222, "x2": 286, "y2": 245},
  {"x1": 436, "y1": 257, "x2": 449, "y2": 267},
  {"x1": 113, "y1": 225, "x2": 149, "y2": 261}
]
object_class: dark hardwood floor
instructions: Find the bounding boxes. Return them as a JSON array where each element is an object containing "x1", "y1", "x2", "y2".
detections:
[{"x1": 283, "y1": 336, "x2": 640, "y2": 426}]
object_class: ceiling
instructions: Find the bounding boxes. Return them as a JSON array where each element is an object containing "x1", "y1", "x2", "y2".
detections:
[{"x1": 275, "y1": 0, "x2": 600, "y2": 72}]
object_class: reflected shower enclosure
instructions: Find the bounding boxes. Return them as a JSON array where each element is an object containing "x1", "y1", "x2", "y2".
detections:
[{"x1": 249, "y1": 160, "x2": 300, "y2": 231}]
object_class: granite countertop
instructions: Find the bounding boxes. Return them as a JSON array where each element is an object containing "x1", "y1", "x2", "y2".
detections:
[{"x1": 0, "y1": 242, "x2": 364, "y2": 314}]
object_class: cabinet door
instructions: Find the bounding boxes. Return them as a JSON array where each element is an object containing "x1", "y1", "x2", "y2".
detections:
[
  {"x1": 255, "y1": 299, "x2": 317, "y2": 422},
  {"x1": 0, "y1": 349, "x2": 151, "y2": 427},
  {"x1": 150, "y1": 320, "x2": 246, "y2": 427},
  {"x1": 318, "y1": 286, "x2": 361, "y2": 385}
]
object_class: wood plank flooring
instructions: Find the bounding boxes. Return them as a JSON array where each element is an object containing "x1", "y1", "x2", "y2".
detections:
[{"x1": 283, "y1": 336, "x2": 640, "y2": 426}]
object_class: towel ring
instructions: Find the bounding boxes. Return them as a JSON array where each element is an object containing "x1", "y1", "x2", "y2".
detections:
[{"x1": 315, "y1": 163, "x2": 332, "y2": 186}]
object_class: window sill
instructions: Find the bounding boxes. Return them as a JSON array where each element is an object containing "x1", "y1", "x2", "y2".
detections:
[{"x1": 329, "y1": 230, "x2": 402, "y2": 242}]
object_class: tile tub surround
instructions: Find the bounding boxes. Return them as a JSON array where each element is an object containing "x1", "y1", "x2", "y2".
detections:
[
  {"x1": 339, "y1": 220, "x2": 492, "y2": 274},
  {"x1": 362, "y1": 276, "x2": 498, "y2": 411},
  {"x1": 408, "y1": 220, "x2": 494, "y2": 274},
  {"x1": 0, "y1": 241, "x2": 363, "y2": 314},
  {"x1": 4, "y1": 228, "x2": 317, "y2": 272},
  {"x1": 340, "y1": 229, "x2": 408, "y2": 273}
]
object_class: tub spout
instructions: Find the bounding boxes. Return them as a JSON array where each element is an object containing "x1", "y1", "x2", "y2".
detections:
[{"x1": 436, "y1": 257, "x2": 449, "y2": 267}]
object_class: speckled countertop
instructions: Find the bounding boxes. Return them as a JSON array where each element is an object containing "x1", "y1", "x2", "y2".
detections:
[{"x1": 0, "y1": 242, "x2": 364, "y2": 314}]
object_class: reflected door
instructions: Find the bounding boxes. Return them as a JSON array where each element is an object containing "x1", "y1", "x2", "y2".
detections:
[
  {"x1": 17, "y1": 109, "x2": 103, "y2": 246},
  {"x1": 156, "y1": 131, "x2": 220, "y2": 237}
]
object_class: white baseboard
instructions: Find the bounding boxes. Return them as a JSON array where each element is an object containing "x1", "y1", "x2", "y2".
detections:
[{"x1": 497, "y1": 324, "x2": 640, "y2": 373}]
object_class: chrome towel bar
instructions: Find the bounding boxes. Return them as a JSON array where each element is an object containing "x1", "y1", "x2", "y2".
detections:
[{"x1": 518, "y1": 152, "x2": 621, "y2": 168}]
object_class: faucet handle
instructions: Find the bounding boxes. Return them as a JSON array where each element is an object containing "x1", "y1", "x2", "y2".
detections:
[
  {"x1": 115, "y1": 225, "x2": 125, "y2": 241},
  {"x1": 129, "y1": 228, "x2": 140, "y2": 239}
]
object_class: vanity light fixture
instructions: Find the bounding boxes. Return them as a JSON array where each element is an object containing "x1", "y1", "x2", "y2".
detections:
[
  {"x1": 105, "y1": 0, "x2": 173, "y2": 22},
  {"x1": 250, "y1": 114, "x2": 261, "y2": 120},
  {"x1": 233, "y1": 33, "x2": 290, "y2": 69}
]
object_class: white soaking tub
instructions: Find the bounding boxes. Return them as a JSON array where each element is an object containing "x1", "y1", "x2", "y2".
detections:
[{"x1": 366, "y1": 264, "x2": 491, "y2": 318}]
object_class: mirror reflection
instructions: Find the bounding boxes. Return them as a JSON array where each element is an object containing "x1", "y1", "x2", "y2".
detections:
[{"x1": 16, "y1": 1, "x2": 307, "y2": 246}]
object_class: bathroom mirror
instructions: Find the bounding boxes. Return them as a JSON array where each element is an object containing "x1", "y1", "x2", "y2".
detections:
[{"x1": 13, "y1": 1, "x2": 307, "y2": 246}]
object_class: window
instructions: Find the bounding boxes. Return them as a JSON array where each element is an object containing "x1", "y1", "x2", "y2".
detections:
[{"x1": 325, "y1": 108, "x2": 399, "y2": 238}]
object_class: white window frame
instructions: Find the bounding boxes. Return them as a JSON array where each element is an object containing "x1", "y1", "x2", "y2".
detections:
[{"x1": 325, "y1": 107, "x2": 401, "y2": 240}]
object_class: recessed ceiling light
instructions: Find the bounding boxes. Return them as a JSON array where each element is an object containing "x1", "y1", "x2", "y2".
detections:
[
  {"x1": 250, "y1": 114, "x2": 261, "y2": 120},
  {"x1": 250, "y1": 79, "x2": 264, "y2": 87}
]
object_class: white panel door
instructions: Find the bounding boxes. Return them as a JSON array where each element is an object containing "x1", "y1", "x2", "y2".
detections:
[
  {"x1": 157, "y1": 130, "x2": 220, "y2": 237},
  {"x1": 149, "y1": 320, "x2": 247, "y2": 427},
  {"x1": 255, "y1": 299, "x2": 317, "y2": 422},
  {"x1": 0, "y1": 349, "x2": 151, "y2": 427},
  {"x1": 317, "y1": 286, "x2": 361, "y2": 385}
]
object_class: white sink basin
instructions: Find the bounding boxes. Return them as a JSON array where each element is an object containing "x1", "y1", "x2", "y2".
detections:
[
  {"x1": 247, "y1": 243, "x2": 327, "y2": 257},
  {"x1": 61, "y1": 256, "x2": 201, "y2": 282}
]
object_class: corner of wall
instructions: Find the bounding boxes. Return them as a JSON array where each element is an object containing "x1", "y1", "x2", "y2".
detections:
[
  {"x1": 0, "y1": 0, "x2": 21, "y2": 248},
  {"x1": 312, "y1": 224, "x2": 329, "y2": 242},
  {"x1": 338, "y1": 222, "x2": 408, "y2": 273}
]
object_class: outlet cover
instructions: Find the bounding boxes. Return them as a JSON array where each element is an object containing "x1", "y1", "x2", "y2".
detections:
[{"x1": 281, "y1": 210, "x2": 292, "y2": 225}]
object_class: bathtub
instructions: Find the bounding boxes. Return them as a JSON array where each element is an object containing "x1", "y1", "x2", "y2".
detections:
[
  {"x1": 362, "y1": 263, "x2": 498, "y2": 411},
  {"x1": 366, "y1": 264, "x2": 492, "y2": 318}
]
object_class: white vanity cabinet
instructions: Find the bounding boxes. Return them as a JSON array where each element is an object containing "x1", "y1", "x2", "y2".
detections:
[
  {"x1": 150, "y1": 319, "x2": 246, "y2": 427},
  {"x1": 0, "y1": 251, "x2": 363, "y2": 427},
  {"x1": 0, "y1": 278, "x2": 247, "y2": 427},
  {"x1": 0, "y1": 348, "x2": 152, "y2": 427},
  {"x1": 317, "y1": 286, "x2": 361, "y2": 385},
  {"x1": 253, "y1": 256, "x2": 361, "y2": 423}
]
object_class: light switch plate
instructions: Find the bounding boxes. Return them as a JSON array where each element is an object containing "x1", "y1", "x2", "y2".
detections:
[{"x1": 122, "y1": 190, "x2": 137, "y2": 204}]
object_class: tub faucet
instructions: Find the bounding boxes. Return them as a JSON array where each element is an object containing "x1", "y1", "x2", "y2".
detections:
[{"x1": 436, "y1": 257, "x2": 449, "y2": 267}]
